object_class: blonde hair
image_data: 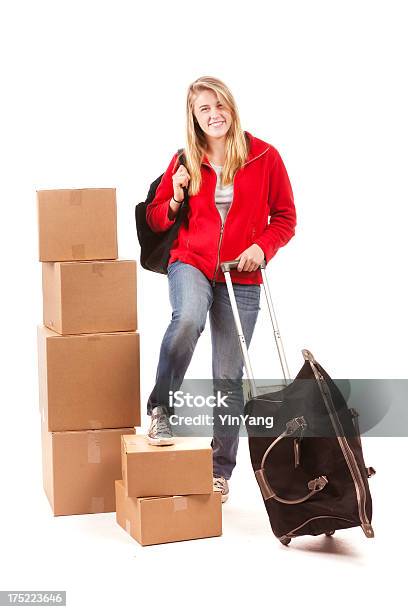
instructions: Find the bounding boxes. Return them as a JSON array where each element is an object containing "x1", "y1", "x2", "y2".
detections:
[{"x1": 184, "y1": 76, "x2": 249, "y2": 196}]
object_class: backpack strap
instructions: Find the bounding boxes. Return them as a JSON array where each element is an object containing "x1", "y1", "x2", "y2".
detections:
[
  {"x1": 176, "y1": 147, "x2": 186, "y2": 166},
  {"x1": 171, "y1": 148, "x2": 185, "y2": 173},
  {"x1": 174, "y1": 147, "x2": 188, "y2": 202}
]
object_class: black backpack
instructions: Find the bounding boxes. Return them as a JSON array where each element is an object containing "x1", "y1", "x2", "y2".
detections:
[{"x1": 135, "y1": 149, "x2": 189, "y2": 274}]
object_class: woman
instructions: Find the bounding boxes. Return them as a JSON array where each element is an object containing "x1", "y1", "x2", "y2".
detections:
[{"x1": 145, "y1": 76, "x2": 296, "y2": 502}]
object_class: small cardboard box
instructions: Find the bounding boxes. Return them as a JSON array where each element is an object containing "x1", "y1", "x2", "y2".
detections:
[
  {"x1": 37, "y1": 187, "x2": 118, "y2": 262},
  {"x1": 42, "y1": 259, "x2": 137, "y2": 334},
  {"x1": 121, "y1": 434, "x2": 213, "y2": 497},
  {"x1": 37, "y1": 325, "x2": 141, "y2": 430},
  {"x1": 115, "y1": 480, "x2": 222, "y2": 546},
  {"x1": 41, "y1": 424, "x2": 135, "y2": 516}
]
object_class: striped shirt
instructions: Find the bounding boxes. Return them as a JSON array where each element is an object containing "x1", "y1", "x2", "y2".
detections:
[{"x1": 210, "y1": 162, "x2": 234, "y2": 226}]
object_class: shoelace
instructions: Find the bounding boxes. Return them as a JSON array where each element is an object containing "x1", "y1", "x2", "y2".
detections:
[
  {"x1": 153, "y1": 414, "x2": 172, "y2": 437},
  {"x1": 213, "y1": 477, "x2": 226, "y2": 491}
]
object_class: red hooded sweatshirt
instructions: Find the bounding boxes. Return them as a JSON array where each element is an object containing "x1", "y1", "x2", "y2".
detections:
[{"x1": 146, "y1": 131, "x2": 296, "y2": 286}]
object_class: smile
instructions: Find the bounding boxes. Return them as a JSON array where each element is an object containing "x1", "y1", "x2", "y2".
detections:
[{"x1": 209, "y1": 121, "x2": 225, "y2": 127}]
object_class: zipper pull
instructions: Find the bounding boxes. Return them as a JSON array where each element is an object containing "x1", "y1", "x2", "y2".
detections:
[
  {"x1": 294, "y1": 439, "x2": 301, "y2": 468},
  {"x1": 294, "y1": 419, "x2": 305, "y2": 468}
]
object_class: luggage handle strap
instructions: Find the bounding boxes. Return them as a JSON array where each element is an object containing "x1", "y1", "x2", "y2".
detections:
[
  {"x1": 255, "y1": 416, "x2": 329, "y2": 505},
  {"x1": 255, "y1": 470, "x2": 329, "y2": 505}
]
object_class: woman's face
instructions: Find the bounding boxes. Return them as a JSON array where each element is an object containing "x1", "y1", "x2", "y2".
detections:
[{"x1": 193, "y1": 89, "x2": 232, "y2": 141}]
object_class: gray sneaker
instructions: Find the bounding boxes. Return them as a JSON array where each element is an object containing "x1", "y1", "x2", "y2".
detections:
[
  {"x1": 213, "y1": 475, "x2": 229, "y2": 503},
  {"x1": 146, "y1": 406, "x2": 175, "y2": 446}
]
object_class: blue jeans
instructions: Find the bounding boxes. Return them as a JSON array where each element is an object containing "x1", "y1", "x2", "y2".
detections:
[{"x1": 147, "y1": 260, "x2": 261, "y2": 479}]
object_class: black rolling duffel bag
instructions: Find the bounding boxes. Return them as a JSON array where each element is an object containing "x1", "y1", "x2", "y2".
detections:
[{"x1": 221, "y1": 259, "x2": 376, "y2": 546}]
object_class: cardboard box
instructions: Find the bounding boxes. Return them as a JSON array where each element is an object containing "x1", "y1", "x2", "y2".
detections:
[
  {"x1": 115, "y1": 480, "x2": 222, "y2": 546},
  {"x1": 42, "y1": 259, "x2": 137, "y2": 334},
  {"x1": 122, "y1": 435, "x2": 213, "y2": 497},
  {"x1": 37, "y1": 188, "x2": 118, "y2": 262},
  {"x1": 37, "y1": 325, "x2": 141, "y2": 430},
  {"x1": 41, "y1": 424, "x2": 135, "y2": 516}
]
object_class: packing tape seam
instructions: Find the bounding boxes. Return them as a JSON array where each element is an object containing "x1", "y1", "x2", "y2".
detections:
[
  {"x1": 69, "y1": 191, "x2": 83, "y2": 206},
  {"x1": 173, "y1": 497, "x2": 188, "y2": 512},
  {"x1": 91, "y1": 496, "x2": 105, "y2": 513},
  {"x1": 88, "y1": 420, "x2": 102, "y2": 429},
  {"x1": 88, "y1": 433, "x2": 101, "y2": 464}
]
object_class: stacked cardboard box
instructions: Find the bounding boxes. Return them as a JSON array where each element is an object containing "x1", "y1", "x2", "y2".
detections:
[
  {"x1": 37, "y1": 188, "x2": 140, "y2": 516},
  {"x1": 116, "y1": 434, "x2": 222, "y2": 545}
]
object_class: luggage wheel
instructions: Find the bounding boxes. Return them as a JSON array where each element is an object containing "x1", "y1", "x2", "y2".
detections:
[
  {"x1": 279, "y1": 536, "x2": 291, "y2": 546},
  {"x1": 325, "y1": 530, "x2": 335, "y2": 536}
]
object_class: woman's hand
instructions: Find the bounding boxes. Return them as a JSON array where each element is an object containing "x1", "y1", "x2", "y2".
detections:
[
  {"x1": 235, "y1": 244, "x2": 265, "y2": 272},
  {"x1": 172, "y1": 164, "x2": 190, "y2": 202}
]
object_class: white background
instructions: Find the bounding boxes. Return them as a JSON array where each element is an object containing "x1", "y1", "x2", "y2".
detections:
[{"x1": 0, "y1": 0, "x2": 407, "y2": 610}]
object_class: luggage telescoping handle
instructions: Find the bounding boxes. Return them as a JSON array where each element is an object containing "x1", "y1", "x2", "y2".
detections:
[{"x1": 220, "y1": 259, "x2": 291, "y2": 399}]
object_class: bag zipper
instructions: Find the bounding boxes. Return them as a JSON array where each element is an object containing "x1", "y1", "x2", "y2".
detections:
[
  {"x1": 202, "y1": 162, "x2": 235, "y2": 287},
  {"x1": 212, "y1": 220, "x2": 225, "y2": 287},
  {"x1": 285, "y1": 515, "x2": 355, "y2": 538},
  {"x1": 310, "y1": 361, "x2": 374, "y2": 537}
]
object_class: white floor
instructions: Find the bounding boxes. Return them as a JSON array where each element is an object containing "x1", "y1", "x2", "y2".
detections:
[{"x1": 1, "y1": 428, "x2": 405, "y2": 611}]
